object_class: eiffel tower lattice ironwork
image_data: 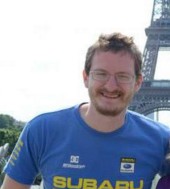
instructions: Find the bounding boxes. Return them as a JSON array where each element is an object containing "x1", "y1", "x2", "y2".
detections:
[{"x1": 129, "y1": 0, "x2": 170, "y2": 115}]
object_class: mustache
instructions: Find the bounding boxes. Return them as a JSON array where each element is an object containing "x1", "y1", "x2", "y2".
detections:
[{"x1": 99, "y1": 89, "x2": 124, "y2": 95}]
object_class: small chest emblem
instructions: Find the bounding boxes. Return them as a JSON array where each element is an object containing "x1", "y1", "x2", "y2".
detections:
[{"x1": 120, "y1": 157, "x2": 136, "y2": 173}]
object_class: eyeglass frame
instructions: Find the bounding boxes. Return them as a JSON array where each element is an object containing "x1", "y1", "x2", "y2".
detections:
[{"x1": 89, "y1": 70, "x2": 136, "y2": 84}]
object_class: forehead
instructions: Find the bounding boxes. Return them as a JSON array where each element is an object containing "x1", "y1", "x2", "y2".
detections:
[{"x1": 91, "y1": 51, "x2": 135, "y2": 73}]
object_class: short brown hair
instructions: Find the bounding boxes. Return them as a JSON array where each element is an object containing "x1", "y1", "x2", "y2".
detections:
[{"x1": 84, "y1": 32, "x2": 142, "y2": 77}]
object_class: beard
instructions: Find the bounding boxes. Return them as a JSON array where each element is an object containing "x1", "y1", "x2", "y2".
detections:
[
  {"x1": 94, "y1": 102, "x2": 124, "y2": 116},
  {"x1": 89, "y1": 88, "x2": 134, "y2": 116}
]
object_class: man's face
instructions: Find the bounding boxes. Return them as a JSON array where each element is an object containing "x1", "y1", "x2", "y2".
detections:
[{"x1": 83, "y1": 51, "x2": 142, "y2": 116}]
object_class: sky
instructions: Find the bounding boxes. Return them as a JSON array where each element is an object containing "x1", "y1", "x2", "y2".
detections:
[{"x1": 0, "y1": 0, "x2": 170, "y2": 125}]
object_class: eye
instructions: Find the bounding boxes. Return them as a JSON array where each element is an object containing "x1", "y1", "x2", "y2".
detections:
[
  {"x1": 93, "y1": 71, "x2": 109, "y2": 81},
  {"x1": 117, "y1": 74, "x2": 131, "y2": 81},
  {"x1": 96, "y1": 72, "x2": 107, "y2": 77}
]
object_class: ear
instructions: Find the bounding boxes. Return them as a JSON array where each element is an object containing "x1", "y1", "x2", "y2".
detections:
[
  {"x1": 135, "y1": 74, "x2": 143, "y2": 93},
  {"x1": 82, "y1": 70, "x2": 89, "y2": 88}
]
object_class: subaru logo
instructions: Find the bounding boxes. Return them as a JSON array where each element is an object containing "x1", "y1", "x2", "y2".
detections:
[{"x1": 123, "y1": 163, "x2": 132, "y2": 169}]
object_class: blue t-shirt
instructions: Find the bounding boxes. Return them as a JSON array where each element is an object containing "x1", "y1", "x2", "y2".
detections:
[{"x1": 4, "y1": 104, "x2": 170, "y2": 189}]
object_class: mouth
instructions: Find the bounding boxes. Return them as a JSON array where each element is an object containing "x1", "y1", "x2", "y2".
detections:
[{"x1": 101, "y1": 91, "x2": 121, "y2": 99}]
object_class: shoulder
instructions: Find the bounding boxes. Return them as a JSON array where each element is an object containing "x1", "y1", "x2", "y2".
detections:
[
  {"x1": 22, "y1": 104, "x2": 80, "y2": 136},
  {"x1": 30, "y1": 104, "x2": 78, "y2": 125},
  {"x1": 17, "y1": 104, "x2": 81, "y2": 148},
  {"x1": 127, "y1": 110, "x2": 170, "y2": 136}
]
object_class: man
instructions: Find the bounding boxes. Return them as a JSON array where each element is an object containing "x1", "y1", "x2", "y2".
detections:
[{"x1": 1, "y1": 32, "x2": 170, "y2": 189}]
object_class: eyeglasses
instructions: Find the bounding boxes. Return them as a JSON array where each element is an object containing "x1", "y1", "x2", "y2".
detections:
[{"x1": 90, "y1": 70, "x2": 135, "y2": 84}]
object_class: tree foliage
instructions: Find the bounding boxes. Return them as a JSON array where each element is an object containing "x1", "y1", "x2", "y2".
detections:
[
  {"x1": 0, "y1": 114, "x2": 25, "y2": 155},
  {"x1": 0, "y1": 114, "x2": 24, "y2": 129}
]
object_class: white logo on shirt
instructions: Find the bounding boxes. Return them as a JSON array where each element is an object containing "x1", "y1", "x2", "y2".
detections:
[
  {"x1": 70, "y1": 155, "x2": 79, "y2": 163},
  {"x1": 62, "y1": 155, "x2": 85, "y2": 169}
]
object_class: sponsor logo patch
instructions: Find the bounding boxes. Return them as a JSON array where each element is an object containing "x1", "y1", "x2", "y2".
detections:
[{"x1": 120, "y1": 157, "x2": 136, "y2": 173}]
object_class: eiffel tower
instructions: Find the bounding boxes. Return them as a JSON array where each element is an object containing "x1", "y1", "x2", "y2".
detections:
[{"x1": 129, "y1": 0, "x2": 170, "y2": 115}]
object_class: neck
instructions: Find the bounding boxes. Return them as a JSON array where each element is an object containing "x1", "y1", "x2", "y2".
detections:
[{"x1": 79, "y1": 103, "x2": 126, "y2": 133}]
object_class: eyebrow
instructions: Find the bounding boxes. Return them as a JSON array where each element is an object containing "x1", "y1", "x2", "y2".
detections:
[{"x1": 92, "y1": 69, "x2": 133, "y2": 75}]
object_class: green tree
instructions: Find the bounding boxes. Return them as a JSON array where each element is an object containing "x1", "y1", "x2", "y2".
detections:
[
  {"x1": 0, "y1": 114, "x2": 25, "y2": 154},
  {"x1": 0, "y1": 129, "x2": 21, "y2": 154},
  {"x1": 0, "y1": 114, "x2": 15, "y2": 129}
]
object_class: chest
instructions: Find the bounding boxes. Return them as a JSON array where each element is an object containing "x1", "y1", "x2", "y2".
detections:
[{"x1": 38, "y1": 131, "x2": 162, "y2": 189}]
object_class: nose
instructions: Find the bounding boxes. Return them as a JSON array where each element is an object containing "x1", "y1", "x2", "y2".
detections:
[{"x1": 104, "y1": 75, "x2": 118, "y2": 89}]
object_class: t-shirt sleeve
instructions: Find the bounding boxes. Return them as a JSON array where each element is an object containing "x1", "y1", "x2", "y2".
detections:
[{"x1": 3, "y1": 122, "x2": 39, "y2": 185}]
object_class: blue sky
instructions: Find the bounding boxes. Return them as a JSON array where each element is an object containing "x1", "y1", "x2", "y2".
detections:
[{"x1": 1, "y1": 0, "x2": 169, "y2": 125}]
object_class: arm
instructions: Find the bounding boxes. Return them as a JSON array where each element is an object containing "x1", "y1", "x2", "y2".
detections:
[{"x1": 1, "y1": 174, "x2": 31, "y2": 189}]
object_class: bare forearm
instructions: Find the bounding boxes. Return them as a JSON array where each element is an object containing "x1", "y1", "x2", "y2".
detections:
[{"x1": 1, "y1": 175, "x2": 31, "y2": 189}]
